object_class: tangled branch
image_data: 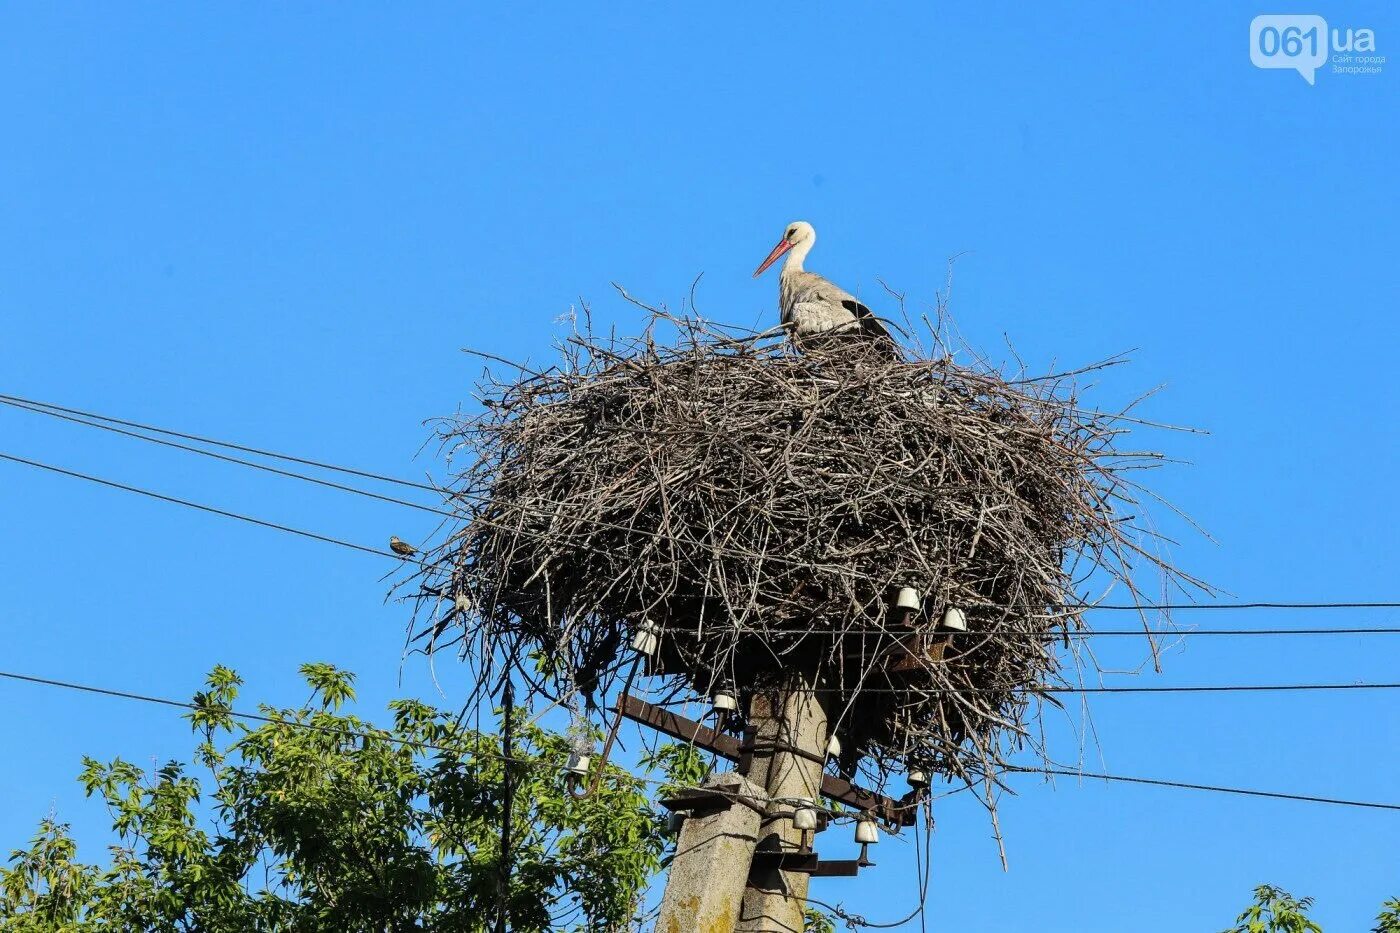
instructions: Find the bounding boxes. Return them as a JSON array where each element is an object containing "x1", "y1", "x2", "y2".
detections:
[{"x1": 403, "y1": 310, "x2": 1202, "y2": 803}]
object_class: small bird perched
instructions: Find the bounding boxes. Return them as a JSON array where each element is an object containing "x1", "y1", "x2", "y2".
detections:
[
  {"x1": 752, "y1": 221, "x2": 898, "y2": 357},
  {"x1": 389, "y1": 535, "x2": 418, "y2": 558}
]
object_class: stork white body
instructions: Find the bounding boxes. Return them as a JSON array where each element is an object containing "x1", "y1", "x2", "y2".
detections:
[{"x1": 752, "y1": 221, "x2": 895, "y2": 352}]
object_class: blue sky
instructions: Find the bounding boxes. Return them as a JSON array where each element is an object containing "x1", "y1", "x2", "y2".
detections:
[{"x1": 1, "y1": 3, "x2": 1396, "y2": 930}]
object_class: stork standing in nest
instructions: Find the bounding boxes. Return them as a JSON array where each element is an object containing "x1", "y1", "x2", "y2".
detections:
[{"x1": 752, "y1": 220, "x2": 899, "y2": 357}]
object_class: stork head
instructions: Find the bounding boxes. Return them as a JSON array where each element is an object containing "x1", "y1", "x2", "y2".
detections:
[{"x1": 753, "y1": 221, "x2": 816, "y2": 277}]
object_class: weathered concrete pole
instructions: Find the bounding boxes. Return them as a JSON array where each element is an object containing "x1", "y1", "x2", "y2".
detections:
[
  {"x1": 655, "y1": 773, "x2": 765, "y2": 933},
  {"x1": 736, "y1": 679, "x2": 829, "y2": 933}
]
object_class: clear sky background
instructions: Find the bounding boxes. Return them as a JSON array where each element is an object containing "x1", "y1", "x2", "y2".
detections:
[{"x1": 2, "y1": 4, "x2": 1397, "y2": 930}]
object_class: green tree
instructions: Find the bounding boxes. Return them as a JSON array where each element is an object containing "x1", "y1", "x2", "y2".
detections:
[
  {"x1": 803, "y1": 906, "x2": 838, "y2": 933},
  {"x1": 1375, "y1": 898, "x2": 1400, "y2": 933},
  {"x1": 1222, "y1": 886, "x2": 1400, "y2": 933},
  {"x1": 0, "y1": 664, "x2": 672, "y2": 932},
  {"x1": 1222, "y1": 885, "x2": 1324, "y2": 933}
]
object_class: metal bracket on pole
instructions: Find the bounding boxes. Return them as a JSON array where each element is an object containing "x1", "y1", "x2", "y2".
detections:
[
  {"x1": 660, "y1": 786, "x2": 768, "y2": 819},
  {"x1": 749, "y1": 850, "x2": 820, "y2": 874},
  {"x1": 616, "y1": 694, "x2": 917, "y2": 827}
]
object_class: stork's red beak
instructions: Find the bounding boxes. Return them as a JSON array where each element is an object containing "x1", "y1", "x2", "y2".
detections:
[{"x1": 752, "y1": 238, "x2": 792, "y2": 277}]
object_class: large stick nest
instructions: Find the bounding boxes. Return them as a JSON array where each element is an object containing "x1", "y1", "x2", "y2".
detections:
[{"x1": 407, "y1": 312, "x2": 1194, "y2": 792}]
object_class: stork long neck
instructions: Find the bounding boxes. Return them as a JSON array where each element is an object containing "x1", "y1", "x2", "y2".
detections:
[{"x1": 781, "y1": 237, "x2": 813, "y2": 277}]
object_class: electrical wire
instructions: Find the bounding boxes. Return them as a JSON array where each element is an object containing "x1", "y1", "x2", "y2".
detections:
[
  {"x1": 7, "y1": 390, "x2": 1398, "y2": 933},
  {"x1": 9, "y1": 444, "x2": 1400, "y2": 619},
  {"x1": 0, "y1": 451, "x2": 396, "y2": 559},
  {"x1": 609, "y1": 626, "x2": 1400, "y2": 637},
  {"x1": 0, "y1": 396, "x2": 455, "y2": 518},
  {"x1": 8, "y1": 393, "x2": 1400, "y2": 614},
  {"x1": 0, "y1": 392, "x2": 439, "y2": 492},
  {"x1": 846, "y1": 682, "x2": 1400, "y2": 694},
  {"x1": 1011, "y1": 767, "x2": 1400, "y2": 812},
  {"x1": 2, "y1": 667, "x2": 1398, "y2": 814},
  {"x1": 5, "y1": 451, "x2": 1400, "y2": 655},
  {"x1": 14, "y1": 446, "x2": 1400, "y2": 692}
]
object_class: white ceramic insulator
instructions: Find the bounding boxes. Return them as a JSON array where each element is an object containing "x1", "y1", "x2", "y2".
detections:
[
  {"x1": 940, "y1": 606, "x2": 969, "y2": 632},
  {"x1": 854, "y1": 819, "x2": 879, "y2": 844},
  {"x1": 826, "y1": 734, "x2": 842, "y2": 758},
  {"x1": 895, "y1": 586, "x2": 921, "y2": 611},
  {"x1": 712, "y1": 690, "x2": 738, "y2": 712},
  {"x1": 791, "y1": 799, "x2": 818, "y2": 831},
  {"x1": 631, "y1": 628, "x2": 659, "y2": 656}
]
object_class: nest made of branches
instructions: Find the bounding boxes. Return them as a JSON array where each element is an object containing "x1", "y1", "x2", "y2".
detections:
[{"x1": 406, "y1": 311, "x2": 1197, "y2": 796}]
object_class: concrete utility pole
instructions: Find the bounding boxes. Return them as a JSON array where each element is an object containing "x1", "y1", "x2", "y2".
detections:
[
  {"x1": 648, "y1": 676, "x2": 847, "y2": 933},
  {"x1": 736, "y1": 678, "x2": 829, "y2": 933},
  {"x1": 655, "y1": 773, "x2": 764, "y2": 933},
  {"x1": 634, "y1": 682, "x2": 918, "y2": 933}
]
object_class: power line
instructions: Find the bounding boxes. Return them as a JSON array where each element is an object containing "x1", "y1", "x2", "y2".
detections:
[
  {"x1": 1012, "y1": 767, "x2": 1400, "y2": 812},
  {"x1": 0, "y1": 396, "x2": 456, "y2": 518},
  {"x1": 0, "y1": 451, "x2": 396, "y2": 560},
  {"x1": 885, "y1": 682, "x2": 1400, "y2": 694},
  {"x1": 7, "y1": 437, "x2": 1400, "y2": 616},
  {"x1": 8, "y1": 441, "x2": 1399, "y2": 662},
  {"x1": 0, "y1": 668, "x2": 461, "y2": 756},
  {"x1": 7, "y1": 412, "x2": 1397, "y2": 826},
  {"x1": 2, "y1": 667, "x2": 1398, "y2": 814},
  {"x1": 0, "y1": 448, "x2": 640, "y2": 574},
  {"x1": 1085, "y1": 601, "x2": 1400, "y2": 611},
  {"x1": 818, "y1": 682, "x2": 1400, "y2": 695},
  {"x1": 674, "y1": 626, "x2": 1400, "y2": 637},
  {"x1": 4, "y1": 444, "x2": 1390, "y2": 695},
  {"x1": 0, "y1": 392, "x2": 439, "y2": 493},
  {"x1": 1052, "y1": 682, "x2": 1400, "y2": 693},
  {"x1": 0, "y1": 667, "x2": 733, "y2": 792}
]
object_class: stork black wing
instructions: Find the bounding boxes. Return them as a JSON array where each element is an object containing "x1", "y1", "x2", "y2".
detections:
[
  {"x1": 841, "y1": 298, "x2": 875, "y2": 319},
  {"x1": 840, "y1": 299, "x2": 901, "y2": 359},
  {"x1": 841, "y1": 299, "x2": 893, "y2": 341}
]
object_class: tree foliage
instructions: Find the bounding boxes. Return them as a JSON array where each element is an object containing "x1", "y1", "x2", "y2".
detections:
[
  {"x1": 26, "y1": 667, "x2": 1397, "y2": 933},
  {"x1": 1221, "y1": 885, "x2": 1400, "y2": 933},
  {"x1": 803, "y1": 906, "x2": 838, "y2": 933},
  {"x1": 1222, "y1": 885, "x2": 1324, "y2": 933},
  {"x1": 0, "y1": 664, "x2": 672, "y2": 932},
  {"x1": 1375, "y1": 898, "x2": 1400, "y2": 933}
]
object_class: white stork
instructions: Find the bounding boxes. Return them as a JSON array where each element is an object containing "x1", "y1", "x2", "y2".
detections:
[{"x1": 752, "y1": 221, "x2": 898, "y2": 357}]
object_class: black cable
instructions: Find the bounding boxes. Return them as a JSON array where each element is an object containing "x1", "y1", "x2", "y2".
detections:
[
  {"x1": 651, "y1": 626, "x2": 1400, "y2": 637},
  {"x1": 1079, "y1": 627, "x2": 1400, "y2": 635},
  {"x1": 841, "y1": 682, "x2": 1400, "y2": 694},
  {"x1": 0, "y1": 451, "x2": 395, "y2": 559},
  {"x1": 3, "y1": 668, "x2": 1399, "y2": 814},
  {"x1": 0, "y1": 668, "x2": 461, "y2": 752},
  {"x1": 1040, "y1": 682, "x2": 1400, "y2": 694},
  {"x1": 6, "y1": 445, "x2": 1400, "y2": 652},
  {"x1": 0, "y1": 448, "x2": 735, "y2": 576},
  {"x1": 1083, "y1": 601, "x2": 1400, "y2": 611},
  {"x1": 7, "y1": 431, "x2": 1400, "y2": 615},
  {"x1": 1013, "y1": 766, "x2": 1400, "y2": 812},
  {"x1": 0, "y1": 668, "x2": 786, "y2": 795},
  {"x1": 0, "y1": 397, "x2": 455, "y2": 518},
  {"x1": 0, "y1": 391, "x2": 438, "y2": 493}
]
